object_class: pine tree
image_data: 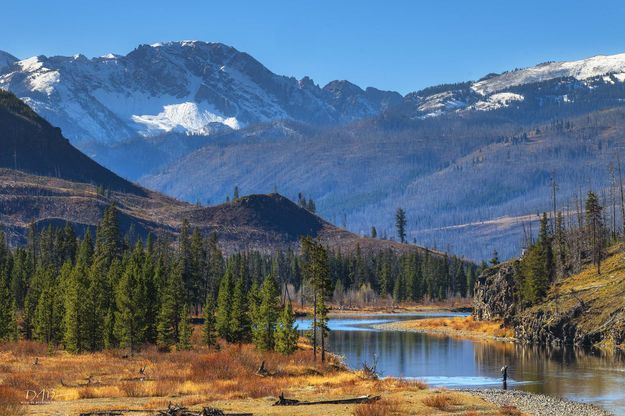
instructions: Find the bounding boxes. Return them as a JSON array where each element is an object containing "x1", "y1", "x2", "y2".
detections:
[
  {"x1": 156, "y1": 260, "x2": 185, "y2": 351},
  {"x1": 395, "y1": 208, "x2": 407, "y2": 243},
  {"x1": 103, "y1": 259, "x2": 121, "y2": 349},
  {"x1": 84, "y1": 260, "x2": 107, "y2": 351},
  {"x1": 33, "y1": 281, "x2": 62, "y2": 346},
  {"x1": 177, "y1": 304, "x2": 193, "y2": 351},
  {"x1": 61, "y1": 234, "x2": 93, "y2": 351},
  {"x1": 229, "y1": 275, "x2": 250, "y2": 343},
  {"x1": 114, "y1": 242, "x2": 147, "y2": 353},
  {"x1": 0, "y1": 279, "x2": 18, "y2": 342},
  {"x1": 63, "y1": 264, "x2": 88, "y2": 352},
  {"x1": 275, "y1": 301, "x2": 298, "y2": 354},
  {"x1": 202, "y1": 293, "x2": 218, "y2": 348},
  {"x1": 585, "y1": 191, "x2": 605, "y2": 274},
  {"x1": 304, "y1": 238, "x2": 331, "y2": 362},
  {"x1": 370, "y1": 226, "x2": 377, "y2": 239},
  {"x1": 490, "y1": 249, "x2": 500, "y2": 266},
  {"x1": 190, "y1": 227, "x2": 206, "y2": 312},
  {"x1": 178, "y1": 219, "x2": 193, "y2": 304},
  {"x1": 252, "y1": 274, "x2": 279, "y2": 351},
  {"x1": 247, "y1": 280, "x2": 260, "y2": 343},
  {"x1": 215, "y1": 265, "x2": 233, "y2": 341},
  {"x1": 95, "y1": 204, "x2": 122, "y2": 267}
]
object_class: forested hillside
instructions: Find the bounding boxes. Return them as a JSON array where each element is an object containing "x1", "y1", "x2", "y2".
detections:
[{"x1": 0, "y1": 206, "x2": 477, "y2": 350}]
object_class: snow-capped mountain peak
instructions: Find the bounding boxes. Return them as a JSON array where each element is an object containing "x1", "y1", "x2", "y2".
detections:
[{"x1": 0, "y1": 41, "x2": 397, "y2": 145}]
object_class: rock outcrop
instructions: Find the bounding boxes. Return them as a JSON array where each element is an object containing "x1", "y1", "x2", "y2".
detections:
[
  {"x1": 472, "y1": 263, "x2": 519, "y2": 324},
  {"x1": 473, "y1": 254, "x2": 625, "y2": 349}
]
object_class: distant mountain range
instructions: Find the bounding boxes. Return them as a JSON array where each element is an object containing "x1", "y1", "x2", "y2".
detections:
[
  {"x1": 0, "y1": 41, "x2": 401, "y2": 144},
  {"x1": 3, "y1": 42, "x2": 625, "y2": 259},
  {"x1": 0, "y1": 89, "x2": 418, "y2": 256}
]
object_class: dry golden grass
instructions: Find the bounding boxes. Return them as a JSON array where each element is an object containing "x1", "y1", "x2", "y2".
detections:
[
  {"x1": 352, "y1": 398, "x2": 402, "y2": 416},
  {"x1": 523, "y1": 244, "x2": 625, "y2": 349},
  {"x1": 0, "y1": 331, "x2": 502, "y2": 415},
  {"x1": 421, "y1": 392, "x2": 463, "y2": 411},
  {"x1": 378, "y1": 316, "x2": 514, "y2": 340}
]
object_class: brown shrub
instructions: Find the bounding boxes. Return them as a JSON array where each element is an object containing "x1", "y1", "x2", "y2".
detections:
[
  {"x1": 3, "y1": 373, "x2": 42, "y2": 391},
  {"x1": 119, "y1": 381, "x2": 146, "y2": 397},
  {"x1": 76, "y1": 386, "x2": 98, "y2": 399},
  {"x1": 499, "y1": 405, "x2": 522, "y2": 416},
  {"x1": 0, "y1": 385, "x2": 25, "y2": 416},
  {"x1": 0, "y1": 340, "x2": 49, "y2": 357},
  {"x1": 421, "y1": 392, "x2": 460, "y2": 411}
]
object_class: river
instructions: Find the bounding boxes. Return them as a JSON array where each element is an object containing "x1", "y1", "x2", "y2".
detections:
[{"x1": 296, "y1": 313, "x2": 625, "y2": 415}]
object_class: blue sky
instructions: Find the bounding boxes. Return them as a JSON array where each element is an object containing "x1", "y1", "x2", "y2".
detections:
[{"x1": 3, "y1": 0, "x2": 625, "y2": 94}]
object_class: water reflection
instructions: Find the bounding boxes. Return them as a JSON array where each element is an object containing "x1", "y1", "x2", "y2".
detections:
[{"x1": 297, "y1": 314, "x2": 625, "y2": 414}]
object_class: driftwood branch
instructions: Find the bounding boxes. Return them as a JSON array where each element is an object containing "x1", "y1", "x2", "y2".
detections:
[
  {"x1": 80, "y1": 404, "x2": 252, "y2": 416},
  {"x1": 273, "y1": 393, "x2": 381, "y2": 406}
]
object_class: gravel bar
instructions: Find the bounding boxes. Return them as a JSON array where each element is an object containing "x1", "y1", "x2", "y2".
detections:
[{"x1": 461, "y1": 389, "x2": 613, "y2": 416}]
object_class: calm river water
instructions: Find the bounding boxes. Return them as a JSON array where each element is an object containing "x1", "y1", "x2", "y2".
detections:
[{"x1": 297, "y1": 313, "x2": 625, "y2": 414}]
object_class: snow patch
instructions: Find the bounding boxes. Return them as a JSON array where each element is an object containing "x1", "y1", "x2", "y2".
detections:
[
  {"x1": 470, "y1": 92, "x2": 524, "y2": 111},
  {"x1": 417, "y1": 91, "x2": 467, "y2": 113},
  {"x1": 614, "y1": 73, "x2": 625, "y2": 83},
  {"x1": 131, "y1": 102, "x2": 240, "y2": 136},
  {"x1": 18, "y1": 56, "x2": 44, "y2": 72}
]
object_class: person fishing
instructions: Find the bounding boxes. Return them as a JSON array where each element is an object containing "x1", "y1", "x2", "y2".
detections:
[{"x1": 501, "y1": 365, "x2": 508, "y2": 390}]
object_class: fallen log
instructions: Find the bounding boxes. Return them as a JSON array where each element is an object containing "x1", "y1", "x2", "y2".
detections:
[
  {"x1": 154, "y1": 403, "x2": 253, "y2": 416},
  {"x1": 81, "y1": 404, "x2": 253, "y2": 416},
  {"x1": 273, "y1": 393, "x2": 381, "y2": 406}
]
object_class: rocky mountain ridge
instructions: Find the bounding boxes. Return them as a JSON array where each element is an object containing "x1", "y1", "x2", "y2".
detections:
[{"x1": 0, "y1": 41, "x2": 401, "y2": 144}]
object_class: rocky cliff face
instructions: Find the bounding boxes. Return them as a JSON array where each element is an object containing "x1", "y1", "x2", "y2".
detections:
[
  {"x1": 472, "y1": 257, "x2": 625, "y2": 349},
  {"x1": 472, "y1": 263, "x2": 519, "y2": 324}
]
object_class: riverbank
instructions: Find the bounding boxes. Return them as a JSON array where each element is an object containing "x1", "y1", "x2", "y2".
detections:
[
  {"x1": 372, "y1": 315, "x2": 516, "y2": 342},
  {"x1": 293, "y1": 300, "x2": 473, "y2": 318},
  {"x1": 0, "y1": 338, "x2": 510, "y2": 416},
  {"x1": 462, "y1": 389, "x2": 613, "y2": 416}
]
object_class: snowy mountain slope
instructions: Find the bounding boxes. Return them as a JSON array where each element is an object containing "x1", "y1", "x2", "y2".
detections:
[
  {"x1": 0, "y1": 42, "x2": 399, "y2": 145},
  {"x1": 397, "y1": 53, "x2": 625, "y2": 119},
  {"x1": 472, "y1": 53, "x2": 625, "y2": 95}
]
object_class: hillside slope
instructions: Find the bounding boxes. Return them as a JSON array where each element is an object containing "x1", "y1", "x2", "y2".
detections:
[
  {"x1": 0, "y1": 92, "x2": 432, "y2": 256},
  {"x1": 0, "y1": 168, "x2": 425, "y2": 256},
  {"x1": 473, "y1": 246, "x2": 625, "y2": 349},
  {"x1": 515, "y1": 246, "x2": 625, "y2": 349},
  {"x1": 0, "y1": 90, "x2": 143, "y2": 194},
  {"x1": 145, "y1": 106, "x2": 625, "y2": 259}
]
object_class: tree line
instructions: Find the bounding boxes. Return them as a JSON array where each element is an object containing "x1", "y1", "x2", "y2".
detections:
[
  {"x1": 0, "y1": 205, "x2": 476, "y2": 353},
  {"x1": 511, "y1": 190, "x2": 610, "y2": 306}
]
